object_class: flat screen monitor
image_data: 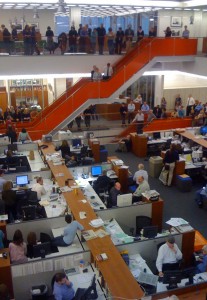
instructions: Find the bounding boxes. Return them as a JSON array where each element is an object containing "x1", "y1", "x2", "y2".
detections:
[
  {"x1": 143, "y1": 226, "x2": 158, "y2": 238},
  {"x1": 8, "y1": 144, "x2": 18, "y2": 152},
  {"x1": 153, "y1": 132, "x2": 161, "y2": 140},
  {"x1": 16, "y1": 175, "x2": 29, "y2": 186},
  {"x1": 91, "y1": 165, "x2": 102, "y2": 177},
  {"x1": 165, "y1": 131, "x2": 173, "y2": 138},
  {"x1": 33, "y1": 242, "x2": 51, "y2": 258},
  {"x1": 72, "y1": 138, "x2": 82, "y2": 147},
  {"x1": 22, "y1": 205, "x2": 36, "y2": 221},
  {"x1": 117, "y1": 193, "x2": 132, "y2": 207},
  {"x1": 163, "y1": 270, "x2": 182, "y2": 290},
  {"x1": 182, "y1": 267, "x2": 196, "y2": 286}
]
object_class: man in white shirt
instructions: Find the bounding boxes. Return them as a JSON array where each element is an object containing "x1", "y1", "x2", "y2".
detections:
[
  {"x1": 133, "y1": 110, "x2": 144, "y2": 134},
  {"x1": 127, "y1": 100, "x2": 135, "y2": 124},
  {"x1": 156, "y1": 236, "x2": 183, "y2": 277},
  {"x1": 186, "y1": 94, "x2": 195, "y2": 116},
  {"x1": 103, "y1": 63, "x2": 113, "y2": 80},
  {"x1": 133, "y1": 164, "x2": 148, "y2": 184},
  {"x1": 31, "y1": 177, "x2": 46, "y2": 201}
]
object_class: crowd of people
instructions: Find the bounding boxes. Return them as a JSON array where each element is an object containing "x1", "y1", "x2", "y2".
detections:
[{"x1": 1, "y1": 22, "x2": 190, "y2": 56}]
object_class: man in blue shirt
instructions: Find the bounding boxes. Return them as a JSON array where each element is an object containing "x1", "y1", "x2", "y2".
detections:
[
  {"x1": 196, "y1": 245, "x2": 207, "y2": 274},
  {"x1": 52, "y1": 214, "x2": 84, "y2": 247},
  {"x1": 53, "y1": 273, "x2": 75, "y2": 300}
]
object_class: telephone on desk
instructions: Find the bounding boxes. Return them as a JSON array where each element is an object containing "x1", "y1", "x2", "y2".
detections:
[{"x1": 107, "y1": 170, "x2": 116, "y2": 177}]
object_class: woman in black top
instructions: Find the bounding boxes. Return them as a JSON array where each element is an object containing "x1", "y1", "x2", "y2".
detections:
[
  {"x1": 6, "y1": 125, "x2": 17, "y2": 144},
  {"x1": 163, "y1": 144, "x2": 179, "y2": 186},
  {"x1": 164, "y1": 27, "x2": 172, "y2": 37},
  {"x1": 2, "y1": 181, "x2": 17, "y2": 223},
  {"x1": 137, "y1": 26, "x2": 144, "y2": 42},
  {"x1": 56, "y1": 140, "x2": 71, "y2": 159},
  {"x1": 27, "y1": 232, "x2": 37, "y2": 258}
]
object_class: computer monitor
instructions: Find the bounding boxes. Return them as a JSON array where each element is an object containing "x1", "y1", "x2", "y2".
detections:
[
  {"x1": 91, "y1": 165, "x2": 102, "y2": 177},
  {"x1": 163, "y1": 270, "x2": 182, "y2": 290},
  {"x1": 165, "y1": 131, "x2": 173, "y2": 138},
  {"x1": 143, "y1": 226, "x2": 158, "y2": 238},
  {"x1": 8, "y1": 144, "x2": 18, "y2": 152},
  {"x1": 153, "y1": 132, "x2": 161, "y2": 140},
  {"x1": 72, "y1": 138, "x2": 82, "y2": 147},
  {"x1": 33, "y1": 242, "x2": 52, "y2": 258},
  {"x1": 117, "y1": 193, "x2": 132, "y2": 207},
  {"x1": 75, "y1": 274, "x2": 98, "y2": 300},
  {"x1": 22, "y1": 205, "x2": 36, "y2": 221},
  {"x1": 16, "y1": 175, "x2": 29, "y2": 187},
  {"x1": 182, "y1": 267, "x2": 196, "y2": 286}
]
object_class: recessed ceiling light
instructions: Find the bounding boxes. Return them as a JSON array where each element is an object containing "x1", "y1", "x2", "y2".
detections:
[
  {"x1": 164, "y1": 8, "x2": 172, "y2": 10},
  {"x1": 174, "y1": 8, "x2": 182, "y2": 10},
  {"x1": 184, "y1": 8, "x2": 191, "y2": 10},
  {"x1": 193, "y1": 9, "x2": 200, "y2": 11}
]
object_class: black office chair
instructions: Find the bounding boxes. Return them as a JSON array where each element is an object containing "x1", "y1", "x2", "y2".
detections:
[
  {"x1": 136, "y1": 216, "x2": 152, "y2": 236},
  {"x1": 16, "y1": 166, "x2": 28, "y2": 172},
  {"x1": 28, "y1": 191, "x2": 38, "y2": 205}
]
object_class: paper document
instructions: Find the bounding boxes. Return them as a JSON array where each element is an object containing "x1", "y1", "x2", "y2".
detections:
[
  {"x1": 79, "y1": 212, "x2": 87, "y2": 219},
  {"x1": 95, "y1": 229, "x2": 109, "y2": 238},
  {"x1": 60, "y1": 186, "x2": 72, "y2": 192},
  {"x1": 166, "y1": 218, "x2": 189, "y2": 227},
  {"x1": 82, "y1": 230, "x2": 97, "y2": 241},
  {"x1": 89, "y1": 218, "x2": 104, "y2": 227}
]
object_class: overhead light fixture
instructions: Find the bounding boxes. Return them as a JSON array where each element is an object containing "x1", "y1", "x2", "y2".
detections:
[
  {"x1": 56, "y1": 0, "x2": 66, "y2": 15},
  {"x1": 33, "y1": 8, "x2": 39, "y2": 19},
  {"x1": 149, "y1": 16, "x2": 154, "y2": 21}
]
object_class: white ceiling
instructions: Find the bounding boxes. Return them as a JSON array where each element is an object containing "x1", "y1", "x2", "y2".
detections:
[{"x1": 0, "y1": 0, "x2": 207, "y2": 17}]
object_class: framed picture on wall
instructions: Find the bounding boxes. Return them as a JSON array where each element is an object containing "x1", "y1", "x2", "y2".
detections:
[{"x1": 171, "y1": 16, "x2": 182, "y2": 27}]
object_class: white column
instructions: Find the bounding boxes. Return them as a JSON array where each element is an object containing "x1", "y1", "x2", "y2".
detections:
[
  {"x1": 70, "y1": 7, "x2": 81, "y2": 29},
  {"x1": 154, "y1": 75, "x2": 164, "y2": 106}
]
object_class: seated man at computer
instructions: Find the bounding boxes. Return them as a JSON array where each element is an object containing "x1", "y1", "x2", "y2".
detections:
[
  {"x1": 156, "y1": 236, "x2": 183, "y2": 277},
  {"x1": 31, "y1": 177, "x2": 46, "y2": 201},
  {"x1": 108, "y1": 182, "x2": 122, "y2": 208},
  {"x1": 132, "y1": 176, "x2": 150, "y2": 203},
  {"x1": 53, "y1": 272, "x2": 75, "y2": 300},
  {"x1": 93, "y1": 170, "x2": 111, "y2": 196},
  {"x1": 195, "y1": 184, "x2": 207, "y2": 208},
  {"x1": 52, "y1": 214, "x2": 84, "y2": 247}
]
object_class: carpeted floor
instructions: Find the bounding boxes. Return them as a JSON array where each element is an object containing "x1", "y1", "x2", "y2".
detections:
[{"x1": 105, "y1": 143, "x2": 207, "y2": 238}]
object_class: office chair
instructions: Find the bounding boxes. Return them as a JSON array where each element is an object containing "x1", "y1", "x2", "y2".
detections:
[
  {"x1": 136, "y1": 216, "x2": 152, "y2": 236},
  {"x1": 28, "y1": 191, "x2": 38, "y2": 205},
  {"x1": 16, "y1": 166, "x2": 28, "y2": 173}
]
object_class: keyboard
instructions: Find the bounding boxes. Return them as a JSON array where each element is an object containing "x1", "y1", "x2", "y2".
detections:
[{"x1": 137, "y1": 272, "x2": 158, "y2": 287}]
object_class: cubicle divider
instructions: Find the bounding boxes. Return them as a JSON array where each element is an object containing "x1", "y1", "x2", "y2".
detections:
[
  {"x1": 97, "y1": 203, "x2": 153, "y2": 235},
  {"x1": 116, "y1": 233, "x2": 182, "y2": 272},
  {"x1": 3, "y1": 169, "x2": 52, "y2": 182},
  {"x1": 6, "y1": 216, "x2": 65, "y2": 241},
  {"x1": 11, "y1": 251, "x2": 91, "y2": 300},
  {"x1": 0, "y1": 142, "x2": 39, "y2": 154}
]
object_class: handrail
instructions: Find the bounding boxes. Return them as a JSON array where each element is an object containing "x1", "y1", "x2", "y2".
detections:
[{"x1": 0, "y1": 37, "x2": 198, "y2": 139}]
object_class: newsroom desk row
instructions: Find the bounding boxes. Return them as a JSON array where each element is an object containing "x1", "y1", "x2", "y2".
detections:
[{"x1": 1, "y1": 215, "x2": 202, "y2": 300}]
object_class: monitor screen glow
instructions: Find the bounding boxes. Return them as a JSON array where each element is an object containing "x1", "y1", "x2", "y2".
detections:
[
  {"x1": 91, "y1": 166, "x2": 102, "y2": 177},
  {"x1": 16, "y1": 175, "x2": 29, "y2": 186},
  {"x1": 117, "y1": 193, "x2": 132, "y2": 207},
  {"x1": 72, "y1": 138, "x2": 82, "y2": 147}
]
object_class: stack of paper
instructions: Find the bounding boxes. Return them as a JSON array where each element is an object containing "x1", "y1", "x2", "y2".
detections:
[
  {"x1": 95, "y1": 229, "x2": 110, "y2": 238},
  {"x1": 82, "y1": 230, "x2": 97, "y2": 241},
  {"x1": 60, "y1": 186, "x2": 72, "y2": 193},
  {"x1": 166, "y1": 218, "x2": 188, "y2": 227},
  {"x1": 89, "y1": 218, "x2": 104, "y2": 228}
]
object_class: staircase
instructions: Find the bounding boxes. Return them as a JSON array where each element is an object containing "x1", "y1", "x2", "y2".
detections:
[{"x1": 0, "y1": 38, "x2": 198, "y2": 140}]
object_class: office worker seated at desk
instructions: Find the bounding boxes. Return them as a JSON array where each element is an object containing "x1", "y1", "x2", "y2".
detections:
[
  {"x1": 9, "y1": 229, "x2": 28, "y2": 264},
  {"x1": 55, "y1": 140, "x2": 71, "y2": 159},
  {"x1": 2, "y1": 150, "x2": 18, "y2": 169},
  {"x1": 116, "y1": 135, "x2": 132, "y2": 152},
  {"x1": 133, "y1": 164, "x2": 148, "y2": 185},
  {"x1": 52, "y1": 214, "x2": 84, "y2": 247},
  {"x1": 93, "y1": 170, "x2": 111, "y2": 195},
  {"x1": 108, "y1": 182, "x2": 122, "y2": 208},
  {"x1": 53, "y1": 272, "x2": 75, "y2": 300},
  {"x1": 17, "y1": 127, "x2": 31, "y2": 143},
  {"x1": 195, "y1": 245, "x2": 207, "y2": 274},
  {"x1": 31, "y1": 176, "x2": 47, "y2": 201},
  {"x1": 132, "y1": 176, "x2": 150, "y2": 203},
  {"x1": 2, "y1": 181, "x2": 17, "y2": 223},
  {"x1": 156, "y1": 236, "x2": 182, "y2": 277}
]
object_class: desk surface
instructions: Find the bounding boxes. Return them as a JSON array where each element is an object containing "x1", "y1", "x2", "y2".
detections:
[
  {"x1": 40, "y1": 142, "x2": 144, "y2": 299},
  {"x1": 177, "y1": 131, "x2": 207, "y2": 148}
]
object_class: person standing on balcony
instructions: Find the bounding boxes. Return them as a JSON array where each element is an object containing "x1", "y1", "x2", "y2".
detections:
[
  {"x1": 103, "y1": 63, "x2": 113, "y2": 80},
  {"x1": 182, "y1": 25, "x2": 190, "y2": 38},
  {"x1": 164, "y1": 27, "x2": 172, "y2": 37},
  {"x1": 96, "y1": 24, "x2": 106, "y2": 55},
  {"x1": 125, "y1": 25, "x2": 134, "y2": 52},
  {"x1": 141, "y1": 101, "x2": 150, "y2": 113},
  {"x1": 115, "y1": 27, "x2": 125, "y2": 55},
  {"x1": 120, "y1": 102, "x2": 127, "y2": 127},
  {"x1": 84, "y1": 107, "x2": 92, "y2": 129},
  {"x1": 46, "y1": 26, "x2": 55, "y2": 54},
  {"x1": 127, "y1": 100, "x2": 135, "y2": 124},
  {"x1": 23, "y1": 24, "x2": 31, "y2": 55},
  {"x1": 137, "y1": 26, "x2": 144, "y2": 43},
  {"x1": 107, "y1": 27, "x2": 115, "y2": 55}
]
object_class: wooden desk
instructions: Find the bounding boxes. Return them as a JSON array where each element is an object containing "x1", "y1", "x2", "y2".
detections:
[
  {"x1": 0, "y1": 248, "x2": 14, "y2": 298},
  {"x1": 176, "y1": 130, "x2": 207, "y2": 148},
  {"x1": 108, "y1": 156, "x2": 129, "y2": 193},
  {"x1": 130, "y1": 133, "x2": 148, "y2": 157},
  {"x1": 40, "y1": 143, "x2": 144, "y2": 299}
]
